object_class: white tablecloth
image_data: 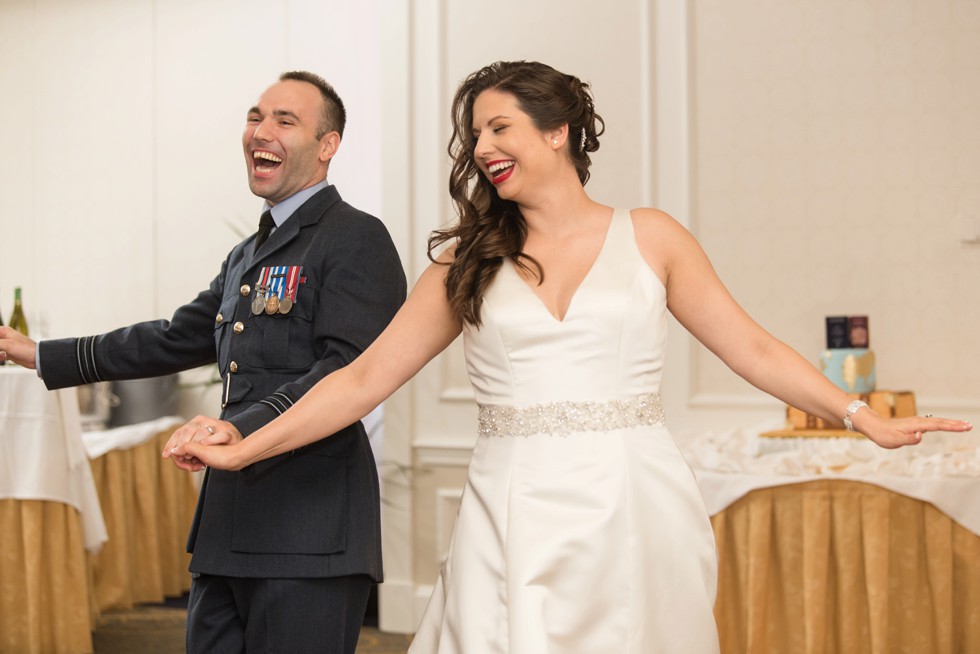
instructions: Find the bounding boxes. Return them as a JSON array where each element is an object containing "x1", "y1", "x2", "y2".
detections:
[
  {"x1": 82, "y1": 415, "x2": 185, "y2": 459},
  {"x1": 676, "y1": 418, "x2": 980, "y2": 536},
  {"x1": 0, "y1": 366, "x2": 107, "y2": 552}
]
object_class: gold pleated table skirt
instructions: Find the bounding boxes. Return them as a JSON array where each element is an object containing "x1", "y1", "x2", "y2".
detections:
[
  {"x1": 0, "y1": 499, "x2": 93, "y2": 654},
  {"x1": 0, "y1": 428, "x2": 198, "y2": 654},
  {"x1": 712, "y1": 479, "x2": 980, "y2": 654},
  {"x1": 86, "y1": 428, "x2": 198, "y2": 613}
]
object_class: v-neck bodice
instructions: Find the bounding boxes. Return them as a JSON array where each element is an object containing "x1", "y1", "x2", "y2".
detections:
[
  {"x1": 463, "y1": 208, "x2": 668, "y2": 406},
  {"x1": 507, "y1": 211, "x2": 613, "y2": 323}
]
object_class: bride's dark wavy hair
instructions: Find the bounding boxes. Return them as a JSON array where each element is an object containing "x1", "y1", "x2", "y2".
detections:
[{"x1": 428, "y1": 60, "x2": 605, "y2": 326}]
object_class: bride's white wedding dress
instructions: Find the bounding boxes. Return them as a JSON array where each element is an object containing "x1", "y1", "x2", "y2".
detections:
[{"x1": 409, "y1": 209, "x2": 720, "y2": 653}]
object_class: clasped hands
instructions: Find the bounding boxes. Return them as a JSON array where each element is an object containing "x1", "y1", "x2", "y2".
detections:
[{"x1": 162, "y1": 416, "x2": 245, "y2": 471}]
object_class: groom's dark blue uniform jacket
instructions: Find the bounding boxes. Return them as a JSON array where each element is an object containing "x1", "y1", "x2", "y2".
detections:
[{"x1": 39, "y1": 184, "x2": 407, "y2": 581}]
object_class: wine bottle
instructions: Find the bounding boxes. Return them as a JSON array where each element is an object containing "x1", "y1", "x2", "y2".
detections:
[{"x1": 9, "y1": 286, "x2": 29, "y2": 337}]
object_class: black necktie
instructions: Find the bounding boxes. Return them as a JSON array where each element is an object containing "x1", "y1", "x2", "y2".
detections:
[{"x1": 254, "y1": 210, "x2": 274, "y2": 252}]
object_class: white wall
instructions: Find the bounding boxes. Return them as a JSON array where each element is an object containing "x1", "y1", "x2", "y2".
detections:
[{"x1": 0, "y1": 0, "x2": 392, "y2": 415}]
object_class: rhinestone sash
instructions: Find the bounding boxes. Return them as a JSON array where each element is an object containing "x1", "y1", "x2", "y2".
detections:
[{"x1": 477, "y1": 393, "x2": 665, "y2": 438}]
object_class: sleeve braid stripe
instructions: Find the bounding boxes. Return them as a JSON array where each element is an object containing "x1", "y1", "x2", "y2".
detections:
[
  {"x1": 258, "y1": 399, "x2": 283, "y2": 415},
  {"x1": 270, "y1": 392, "x2": 294, "y2": 409},
  {"x1": 259, "y1": 397, "x2": 286, "y2": 415},
  {"x1": 75, "y1": 336, "x2": 102, "y2": 385},
  {"x1": 259, "y1": 392, "x2": 294, "y2": 415}
]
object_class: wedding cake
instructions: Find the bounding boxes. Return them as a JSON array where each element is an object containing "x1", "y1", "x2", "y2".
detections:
[
  {"x1": 819, "y1": 315, "x2": 875, "y2": 393},
  {"x1": 762, "y1": 315, "x2": 916, "y2": 438}
]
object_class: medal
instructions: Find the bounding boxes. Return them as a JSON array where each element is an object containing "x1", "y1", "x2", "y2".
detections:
[
  {"x1": 265, "y1": 294, "x2": 280, "y2": 314},
  {"x1": 279, "y1": 283, "x2": 294, "y2": 314},
  {"x1": 252, "y1": 285, "x2": 268, "y2": 315}
]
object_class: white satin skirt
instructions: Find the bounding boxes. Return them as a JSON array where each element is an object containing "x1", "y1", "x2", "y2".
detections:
[{"x1": 409, "y1": 424, "x2": 720, "y2": 654}]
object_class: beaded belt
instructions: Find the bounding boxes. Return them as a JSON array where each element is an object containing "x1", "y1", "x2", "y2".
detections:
[{"x1": 477, "y1": 393, "x2": 665, "y2": 438}]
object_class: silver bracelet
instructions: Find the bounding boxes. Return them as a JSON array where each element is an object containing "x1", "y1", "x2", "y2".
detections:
[{"x1": 843, "y1": 400, "x2": 869, "y2": 431}]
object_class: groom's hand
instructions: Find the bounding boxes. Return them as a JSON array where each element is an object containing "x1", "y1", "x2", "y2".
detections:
[{"x1": 163, "y1": 417, "x2": 242, "y2": 471}]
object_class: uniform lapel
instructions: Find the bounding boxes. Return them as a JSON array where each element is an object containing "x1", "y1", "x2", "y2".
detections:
[{"x1": 243, "y1": 185, "x2": 341, "y2": 275}]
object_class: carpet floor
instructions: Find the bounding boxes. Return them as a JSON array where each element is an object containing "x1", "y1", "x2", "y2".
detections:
[{"x1": 92, "y1": 605, "x2": 414, "y2": 654}]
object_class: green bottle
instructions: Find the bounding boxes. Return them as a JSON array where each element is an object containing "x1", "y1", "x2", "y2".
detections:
[{"x1": 9, "y1": 287, "x2": 28, "y2": 337}]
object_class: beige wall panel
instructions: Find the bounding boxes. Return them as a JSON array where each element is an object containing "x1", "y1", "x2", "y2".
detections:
[
  {"x1": 153, "y1": 0, "x2": 391, "y2": 318},
  {"x1": 411, "y1": 454, "x2": 470, "y2": 590},
  {"x1": 0, "y1": 0, "x2": 36, "y2": 323},
  {"x1": 2, "y1": 0, "x2": 156, "y2": 337},
  {"x1": 690, "y1": 0, "x2": 980, "y2": 414},
  {"x1": 154, "y1": 0, "x2": 286, "y2": 321},
  {"x1": 443, "y1": 0, "x2": 651, "y2": 207}
]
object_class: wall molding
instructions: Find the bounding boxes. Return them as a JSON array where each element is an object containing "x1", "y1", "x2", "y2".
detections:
[
  {"x1": 377, "y1": 579, "x2": 433, "y2": 634},
  {"x1": 414, "y1": 438, "x2": 476, "y2": 468},
  {"x1": 687, "y1": 391, "x2": 980, "y2": 416},
  {"x1": 435, "y1": 488, "x2": 463, "y2": 564},
  {"x1": 438, "y1": 387, "x2": 475, "y2": 403},
  {"x1": 687, "y1": 392, "x2": 784, "y2": 409}
]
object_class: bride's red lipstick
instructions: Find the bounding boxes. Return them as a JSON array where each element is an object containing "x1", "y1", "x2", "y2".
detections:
[{"x1": 487, "y1": 160, "x2": 515, "y2": 185}]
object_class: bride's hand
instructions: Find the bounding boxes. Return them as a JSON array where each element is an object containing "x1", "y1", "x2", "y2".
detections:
[
  {"x1": 861, "y1": 414, "x2": 972, "y2": 449},
  {"x1": 172, "y1": 438, "x2": 250, "y2": 471}
]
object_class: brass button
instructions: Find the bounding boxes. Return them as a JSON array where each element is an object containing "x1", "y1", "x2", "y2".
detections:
[
  {"x1": 233, "y1": 321, "x2": 244, "y2": 334},
  {"x1": 229, "y1": 361, "x2": 239, "y2": 373},
  {"x1": 240, "y1": 284, "x2": 251, "y2": 296},
  {"x1": 215, "y1": 313, "x2": 223, "y2": 324}
]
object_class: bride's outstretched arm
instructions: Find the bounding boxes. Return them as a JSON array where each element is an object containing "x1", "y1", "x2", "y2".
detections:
[
  {"x1": 170, "y1": 259, "x2": 462, "y2": 470},
  {"x1": 631, "y1": 208, "x2": 972, "y2": 449}
]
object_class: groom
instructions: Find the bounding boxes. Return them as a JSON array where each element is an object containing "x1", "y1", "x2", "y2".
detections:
[{"x1": 0, "y1": 71, "x2": 406, "y2": 653}]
